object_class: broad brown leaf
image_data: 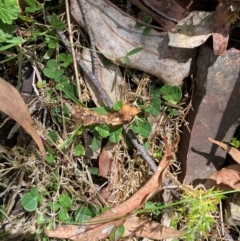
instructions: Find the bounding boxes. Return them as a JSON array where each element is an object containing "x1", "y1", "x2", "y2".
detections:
[{"x1": 0, "y1": 77, "x2": 45, "y2": 159}]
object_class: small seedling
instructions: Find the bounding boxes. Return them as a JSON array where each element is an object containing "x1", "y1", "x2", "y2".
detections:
[
  {"x1": 230, "y1": 137, "x2": 240, "y2": 148},
  {"x1": 160, "y1": 85, "x2": 182, "y2": 104}
]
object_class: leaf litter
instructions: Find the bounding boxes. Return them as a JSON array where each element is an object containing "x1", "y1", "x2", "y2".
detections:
[{"x1": 1, "y1": 0, "x2": 237, "y2": 240}]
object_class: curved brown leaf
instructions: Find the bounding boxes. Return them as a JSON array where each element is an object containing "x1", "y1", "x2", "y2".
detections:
[
  {"x1": 208, "y1": 138, "x2": 240, "y2": 164},
  {"x1": 0, "y1": 77, "x2": 45, "y2": 159}
]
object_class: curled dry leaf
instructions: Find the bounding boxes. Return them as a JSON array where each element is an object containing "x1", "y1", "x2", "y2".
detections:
[
  {"x1": 168, "y1": 11, "x2": 214, "y2": 48},
  {"x1": 71, "y1": 104, "x2": 141, "y2": 126},
  {"x1": 123, "y1": 216, "x2": 183, "y2": 239},
  {"x1": 0, "y1": 77, "x2": 45, "y2": 159},
  {"x1": 208, "y1": 138, "x2": 240, "y2": 164},
  {"x1": 70, "y1": 0, "x2": 195, "y2": 85},
  {"x1": 205, "y1": 164, "x2": 240, "y2": 191},
  {"x1": 45, "y1": 139, "x2": 174, "y2": 240},
  {"x1": 212, "y1": 1, "x2": 231, "y2": 55}
]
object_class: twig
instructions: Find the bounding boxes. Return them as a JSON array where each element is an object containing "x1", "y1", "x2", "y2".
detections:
[
  {"x1": 76, "y1": 0, "x2": 99, "y2": 77},
  {"x1": 141, "y1": 0, "x2": 179, "y2": 24},
  {"x1": 65, "y1": 0, "x2": 82, "y2": 101}
]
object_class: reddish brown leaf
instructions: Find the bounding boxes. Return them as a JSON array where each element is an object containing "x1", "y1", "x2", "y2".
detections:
[
  {"x1": 205, "y1": 164, "x2": 240, "y2": 191},
  {"x1": 123, "y1": 216, "x2": 183, "y2": 239},
  {"x1": 0, "y1": 77, "x2": 45, "y2": 159},
  {"x1": 208, "y1": 138, "x2": 240, "y2": 164},
  {"x1": 45, "y1": 139, "x2": 173, "y2": 240},
  {"x1": 212, "y1": 2, "x2": 231, "y2": 55},
  {"x1": 98, "y1": 142, "x2": 114, "y2": 177}
]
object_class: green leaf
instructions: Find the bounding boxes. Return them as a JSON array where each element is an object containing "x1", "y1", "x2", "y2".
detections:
[
  {"x1": 46, "y1": 59, "x2": 58, "y2": 70},
  {"x1": 109, "y1": 127, "x2": 122, "y2": 143},
  {"x1": 131, "y1": 118, "x2": 151, "y2": 139},
  {"x1": 74, "y1": 144, "x2": 85, "y2": 156},
  {"x1": 48, "y1": 130, "x2": 58, "y2": 144},
  {"x1": 145, "y1": 97, "x2": 161, "y2": 116},
  {"x1": 95, "y1": 124, "x2": 110, "y2": 138},
  {"x1": 0, "y1": 205, "x2": 6, "y2": 222},
  {"x1": 51, "y1": 13, "x2": 65, "y2": 30},
  {"x1": 143, "y1": 15, "x2": 152, "y2": 24},
  {"x1": 167, "y1": 108, "x2": 179, "y2": 117},
  {"x1": 0, "y1": 0, "x2": 20, "y2": 24},
  {"x1": 37, "y1": 214, "x2": 46, "y2": 224},
  {"x1": 59, "y1": 194, "x2": 72, "y2": 208},
  {"x1": 30, "y1": 186, "x2": 38, "y2": 196},
  {"x1": 149, "y1": 85, "x2": 161, "y2": 97},
  {"x1": 91, "y1": 136, "x2": 102, "y2": 151},
  {"x1": 110, "y1": 225, "x2": 125, "y2": 240},
  {"x1": 56, "y1": 82, "x2": 80, "y2": 104},
  {"x1": 25, "y1": 0, "x2": 43, "y2": 13},
  {"x1": 126, "y1": 47, "x2": 143, "y2": 56},
  {"x1": 58, "y1": 53, "x2": 73, "y2": 67},
  {"x1": 124, "y1": 55, "x2": 129, "y2": 64},
  {"x1": 160, "y1": 85, "x2": 182, "y2": 104},
  {"x1": 143, "y1": 26, "x2": 151, "y2": 36},
  {"x1": 113, "y1": 101, "x2": 123, "y2": 111},
  {"x1": 21, "y1": 193, "x2": 38, "y2": 212},
  {"x1": 88, "y1": 167, "x2": 99, "y2": 175},
  {"x1": 46, "y1": 154, "x2": 56, "y2": 164},
  {"x1": 91, "y1": 106, "x2": 111, "y2": 115},
  {"x1": 59, "y1": 207, "x2": 69, "y2": 221},
  {"x1": 74, "y1": 206, "x2": 93, "y2": 222},
  {"x1": 0, "y1": 21, "x2": 15, "y2": 42}
]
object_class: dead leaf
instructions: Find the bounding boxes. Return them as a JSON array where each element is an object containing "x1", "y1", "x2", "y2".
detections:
[
  {"x1": 82, "y1": 49, "x2": 122, "y2": 106},
  {"x1": 70, "y1": 0, "x2": 196, "y2": 86},
  {"x1": 208, "y1": 137, "x2": 240, "y2": 164},
  {"x1": 212, "y1": 2, "x2": 231, "y2": 55},
  {"x1": 0, "y1": 77, "x2": 45, "y2": 160},
  {"x1": 168, "y1": 11, "x2": 214, "y2": 48},
  {"x1": 98, "y1": 142, "x2": 114, "y2": 177},
  {"x1": 72, "y1": 104, "x2": 141, "y2": 126},
  {"x1": 45, "y1": 139, "x2": 174, "y2": 240},
  {"x1": 205, "y1": 164, "x2": 240, "y2": 190},
  {"x1": 123, "y1": 216, "x2": 183, "y2": 239},
  {"x1": 119, "y1": 104, "x2": 141, "y2": 121}
]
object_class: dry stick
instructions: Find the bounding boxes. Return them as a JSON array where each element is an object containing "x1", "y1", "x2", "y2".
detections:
[
  {"x1": 141, "y1": 0, "x2": 179, "y2": 24},
  {"x1": 65, "y1": 0, "x2": 82, "y2": 101},
  {"x1": 44, "y1": 10, "x2": 158, "y2": 173},
  {"x1": 75, "y1": 0, "x2": 99, "y2": 77}
]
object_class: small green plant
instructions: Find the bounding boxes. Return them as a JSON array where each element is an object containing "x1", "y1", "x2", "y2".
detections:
[
  {"x1": 230, "y1": 137, "x2": 240, "y2": 148},
  {"x1": 21, "y1": 186, "x2": 44, "y2": 212},
  {"x1": 50, "y1": 194, "x2": 73, "y2": 221},
  {"x1": 176, "y1": 188, "x2": 225, "y2": 240},
  {"x1": 135, "y1": 15, "x2": 152, "y2": 36},
  {"x1": 122, "y1": 47, "x2": 143, "y2": 64},
  {"x1": 160, "y1": 85, "x2": 182, "y2": 104}
]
